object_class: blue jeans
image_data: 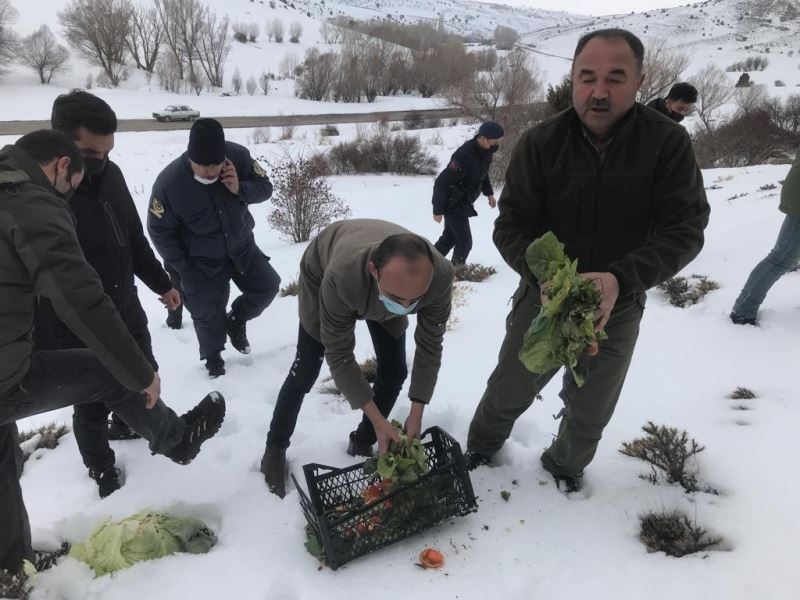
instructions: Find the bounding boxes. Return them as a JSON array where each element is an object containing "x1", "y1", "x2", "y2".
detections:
[{"x1": 732, "y1": 214, "x2": 800, "y2": 320}]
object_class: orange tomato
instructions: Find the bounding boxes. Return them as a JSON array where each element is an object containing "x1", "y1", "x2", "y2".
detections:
[{"x1": 419, "y1": 548, "x2": 444, "y2": 569}]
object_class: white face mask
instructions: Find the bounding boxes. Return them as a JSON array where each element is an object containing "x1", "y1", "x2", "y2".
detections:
[{"x1": 194, "y1": 173, "x2": 219, "y2": 185}]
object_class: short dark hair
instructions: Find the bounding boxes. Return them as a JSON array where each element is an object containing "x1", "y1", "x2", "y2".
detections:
[
  {"x1": 51, "y1": 90, "x2": 118, "y2": 139},
  {"x1": 15, "y1": 130, "x2": 84, "y2": 176},
  {"x1": 573, "y1": 28, "x2": 645, "y2": 71},
  {"x1": 370, "y1": 233, "x2": 434, "y2": 271},
  {"x1": 667, "y1": 82, "x2": 698, "y2": 104}
]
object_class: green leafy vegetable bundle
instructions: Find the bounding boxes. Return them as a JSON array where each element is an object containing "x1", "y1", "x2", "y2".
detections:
[
  {"x1": 69, "y1": 511, "x2": 217, "y2": 576},
  {"x1": 368, "y1": 421, "x2": 429, "y2": 487},
  {"x1": 518, "y1": 232, "x2": 607, "y2": 387}
]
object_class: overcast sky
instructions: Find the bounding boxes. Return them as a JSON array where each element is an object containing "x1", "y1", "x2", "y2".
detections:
[{"x1": 478, "y1": 0, "x2": 693, "y2": 16}]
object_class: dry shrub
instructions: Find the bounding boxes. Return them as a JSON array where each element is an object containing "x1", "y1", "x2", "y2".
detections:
[
  {"x1": 729, "y1": 387, "x2": 756, "y2": 400},
  {"x1": 454, "y1": 263, "x2": 496, "y2": 283},
  {"x1": 279, "y1": 279, "x2": 299, "y2": 297},
  {"x1": 325, "y1": 129, "x2": 438, "y2": 175},
  {"x1": 640, "y1": 510, "x2": 724, "y2": 557},
  {"x1": 657, "y1": 275, "x2": 720, "y2": 308}
]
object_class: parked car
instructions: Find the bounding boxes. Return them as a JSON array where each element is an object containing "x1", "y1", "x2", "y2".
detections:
[{"x1": 152, "y1": 105, "x2": 200, "y2": 122}]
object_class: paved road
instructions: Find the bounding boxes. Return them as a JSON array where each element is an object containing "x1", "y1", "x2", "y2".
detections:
[{"x1": 0, "y1": 107, "x2": 467, "y2": 136}]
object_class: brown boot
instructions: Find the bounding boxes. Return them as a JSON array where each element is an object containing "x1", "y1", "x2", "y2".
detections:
[{"x1": 260, "y1": 447, "x2": 287, "y2": 498}]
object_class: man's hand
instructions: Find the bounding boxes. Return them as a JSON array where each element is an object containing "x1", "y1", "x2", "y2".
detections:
[
  {"x1": 580, "y1": 272, "x2": 619, "y2": 355},
  {"x1": 142, "y1": 372, "x2": 161, "y2": 409},
  {"x1": 433, "y1": 214, "x2": 443, "y2": 224},
  {"x1": 159, "y1": 288, "x2": 181, "y2": 310},
  {"x1": 220, "y1": 160, "x2": 239, "y2": 196},
  {"x1": 363, "y1": 400, "x2": 401, "y2": 454},
  {"x1": 404, "y1": 402, "x2": 425, "y2": 440},
  {"x1": 488, "y1": 195, "x2": 497, "y2": 209}
]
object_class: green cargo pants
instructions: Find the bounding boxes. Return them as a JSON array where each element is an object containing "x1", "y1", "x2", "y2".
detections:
[{"x1": 468, "y1": 280, "x2": 645, "y2": 477}]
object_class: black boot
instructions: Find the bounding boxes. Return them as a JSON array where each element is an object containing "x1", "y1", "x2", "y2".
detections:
[
  {"x1": 551, "y1": 470, "x2": 584, "y2": 494},
  {"x1": 205, "y1": 352, "x2": 225, "y2": 378},
  {"x1": 346, "y1": 431, "x2": 374, "y2": 458},
  {"x1": 166, "y1": 305, "x2": 183, "y2": 330},
  {"x1": 226, "y1": 311, "x2": 251, "y2": 354},
  {"x1": 260, "y1": 447, "x2": 287, "y2": 498},
  {"x1": 165, "y1": 392, "x2": 226, "y2": 465},
  {"x1": 464, "y1": 450, "x2": 492, "y2": 471},
  {"x1": 107, "y1": 414, "x2": 141, "y2": 440},
  {"x1": 729, "y1": 312, "x2": 757, "y2": 326},
  {"x1": 88, "y1": 466, "x2": 122, "y2": 499}
]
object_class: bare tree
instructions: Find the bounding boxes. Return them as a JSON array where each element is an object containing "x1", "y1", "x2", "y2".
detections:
[
  {"x1": 637, "y1": 38, "x2": 690, "y2": 104},
  {"x1": 154, "y1": 0, "x2": 203, "y2": 81},
  {"x1": 247, "y1": 22, "x2": 259, "y2": 43},
  {"x1": 320, "y1": 22, "x2": 332, "y2": 44},
  {"x1": 245, "y1": 74, "x2": 256, "y2": 95},
  {"x1": 156, "y1": 52, "x2": 181, "y2": 92},
  {"x1": 0, "y1": 0, "x2": 18, "y2": 69},
  {"x1": 690, "y1": 64, "x2": 734, "y2": 133},
  {"x1": 259, "y1": 71, "x2": 270, "y2": 95},
  {"x1": 289, "y1": 21, "x2": 303, "y2": 43},
  {"x1": 493, "y1": 25, "x2": 519, "y2": 51},
  {"x1": 17, "y1": 25, "x2": 69, "y2": 84},
  {"x1": 59, "y1": 0, "x2": 132, "y2": 86},
  {"x1": 279, "y1": 50, "x2": 299, "y2": 78},
  {"x1": 195, "y1": 10, "x2": 230, "y2": 88},
  {"x1": 295, "y1": 47, "x2": 336, "y2": 101},
  {"x1": 445, "y1": 49, "x2": 541, "y2": 121},
  {"x1": 231, "y1": 66, "x2": 242, "y2": 93},
  {"x1": 269, "y1": 18, "x2": 284, "y2": 43},
  {"x1": 188, "y1": 66, "x2": 205, "y2": 95},
  {"x1": 735, "y1": 83, "x2": 768, "y2": 116},
  {"x1": 126, "y1": 4, "x2": 162, "y2": 73}
]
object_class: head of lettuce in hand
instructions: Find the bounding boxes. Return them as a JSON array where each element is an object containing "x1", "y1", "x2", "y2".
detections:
[{"x1": 518, "y1": 232, "x2": 608, "y2": 387}]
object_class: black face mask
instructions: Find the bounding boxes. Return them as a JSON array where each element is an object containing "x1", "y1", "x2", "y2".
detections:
[
  {"x1": 52, "y1": 173, "x2": 76, "y2": 202},
  {"x1": 489, "y1": 145, "x2": 500, "y2": 154},
  {"x1": 82, "y1": 156, "x2": 108, "y2": 177}
]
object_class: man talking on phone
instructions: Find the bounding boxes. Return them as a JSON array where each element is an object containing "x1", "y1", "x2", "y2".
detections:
[{"x1": 148, "y1": 118, "x2": 280, "y2": 377}]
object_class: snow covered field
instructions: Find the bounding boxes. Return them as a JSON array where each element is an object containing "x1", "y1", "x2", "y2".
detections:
[{"x1": 2, "y1": 119, "x2": 799, "y2": 599}]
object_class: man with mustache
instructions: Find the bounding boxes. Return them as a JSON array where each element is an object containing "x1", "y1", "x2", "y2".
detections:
[{"x1": 465, "y1": 29, "x2": 710, "y2": 492}]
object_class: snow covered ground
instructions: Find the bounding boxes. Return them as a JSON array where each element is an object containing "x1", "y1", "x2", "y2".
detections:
[{"x1": 2, "y1": 120, "x2": 800, "y2": 599}]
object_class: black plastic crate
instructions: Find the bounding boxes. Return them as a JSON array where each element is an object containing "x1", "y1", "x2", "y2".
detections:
[{"x1": 292, "y1": 426, "x2": 477, "y2": 570}]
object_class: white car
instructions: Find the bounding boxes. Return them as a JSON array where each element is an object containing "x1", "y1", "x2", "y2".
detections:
[{"x1": 152, "y1": 105, "x2": 200, "y2": 122}]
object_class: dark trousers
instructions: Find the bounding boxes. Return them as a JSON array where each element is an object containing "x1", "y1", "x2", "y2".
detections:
[
  {"x1": 0, "y1": 349, "x2": 184, "y2": 572},
  {"x1": 166, "y1": 266, "x2": 184, "y2": 320},
  {"x1": 73, "y1": 331, "x2": 158, "y2": 471},
  {"x1": 434, "y1": 214, "x2": 473, "y2": 265},
  {"x1": 181, "y1": 255, "x2": 281, "y2": 360},
  {"x1": 468, "y1": 281, "x2": 644, "y2": 477},
  {"x1": 266, "y1": 321, "x2": 408, "y2": 449}
]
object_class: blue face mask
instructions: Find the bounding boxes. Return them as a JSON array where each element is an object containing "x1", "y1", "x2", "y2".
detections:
[{"x1": 379, "y1": 292, "x2": 419, "y2": 316}]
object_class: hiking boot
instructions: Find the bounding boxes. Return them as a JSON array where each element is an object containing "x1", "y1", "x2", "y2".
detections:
[
  {"x1": 346, "y1": 431, "x2": 374, "y2": 458},
  {"x1": 88, "y1": 466, "x2": 122, "y2": 499},
  {"x1": 205, "y1": 352, "x2": 226, "y2": 378},
  {"x1": 551, "y1": 470, "x2": 584, "y2": 494},
  {"x1": 464, "y1": 451, "x2": 492, "y2": 471},
  {"x1": 226, "y1": 311, "x2": 251, "y2": 354},
  {"x1": 107, "y1": 415, "x2": 141, "y2": 441},
  {"x1": 166, "y1": 306, "x2": 183, "y2": 330},
  {"x1": 165, "y1": 392, "x2": 226, "y2": 465},
  {"x1": 260, "y1": 447, "x2": 287, "y2": 498},
  {"x1": 729, "y1": 312, "x2": 757, "y2": 326},
  {"x1": 33, "y1": 542, "x2": 71, "y2": 572}
]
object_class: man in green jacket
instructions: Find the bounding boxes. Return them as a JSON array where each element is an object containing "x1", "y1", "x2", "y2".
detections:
[
  {"x1": 0, "y1": 131, "x2": 226, "y2": 574},
  {"x1": 260, "y1": 219, "x2": 454, "y2": 497},
  {"x1": 730, "y1": 153, "x2": 800, "y2": 325},
  {"x1": 466, "y1": 29, "x2": 710, "y2": 492}
]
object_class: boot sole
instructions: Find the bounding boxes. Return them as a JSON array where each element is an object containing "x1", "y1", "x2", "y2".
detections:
[{"x1": 173, "y1": 393, "x2": 226, "y2": 465}]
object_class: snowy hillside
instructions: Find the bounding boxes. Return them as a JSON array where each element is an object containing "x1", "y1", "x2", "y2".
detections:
[{"x1": 3, "y1": 118, "x2": 800, "y2": 599}]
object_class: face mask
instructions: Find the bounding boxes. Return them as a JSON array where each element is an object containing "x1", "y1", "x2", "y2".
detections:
[
  {"x1": 379, "y1": 292, "x2": 419, "y2": 316},
  {"x1": 82, "y1": 156, "x2": 108, "y2": 177},
  {"x1": 194, "y1": 173, "x2": 219, "y2": 185},
  {"x1": 489, "y1": 145, "x2": 500, "y2": 154},
  {"x1": 52, "y1": 168, "x2": 76, "y2": 201}
]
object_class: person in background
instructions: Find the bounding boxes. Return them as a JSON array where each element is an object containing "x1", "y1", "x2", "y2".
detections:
[
  {"x1": 432, "y1": 121, "x2": 503, "y2": 265},
  {"x1": 646, "y1": 82, "x2": 698, "y2": 123},
  {"x1": 148, "y1": 118, "x2": 280, "y2": 378}
]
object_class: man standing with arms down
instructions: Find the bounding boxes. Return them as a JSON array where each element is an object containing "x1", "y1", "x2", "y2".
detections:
[
  {"x1": 466, "y1": 30, "x2": 710, "y2": 492},
  {"x1": 432, "y1": 121, "x2": 503, "y2": 265},
  {"x1": 0, "y1": 131, "x2": 225, "y2": 575},
  {"x1": 33, "y1": 90, "x2": 182, "y2": 498},
  {"x1": 260, "y1": 219, "x2": 454, "y2": 498},
  {"x1": 148, "y1": 118, "x2": 280, "y2": 377}
]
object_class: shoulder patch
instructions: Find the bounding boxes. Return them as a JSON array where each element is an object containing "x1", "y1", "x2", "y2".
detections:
[
  {"x1": 253, "y1": 160, "x2": 267, "y2": 178},
  {"x1": 149, "y1": 197, "x2": 164, "y2": 219}
]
